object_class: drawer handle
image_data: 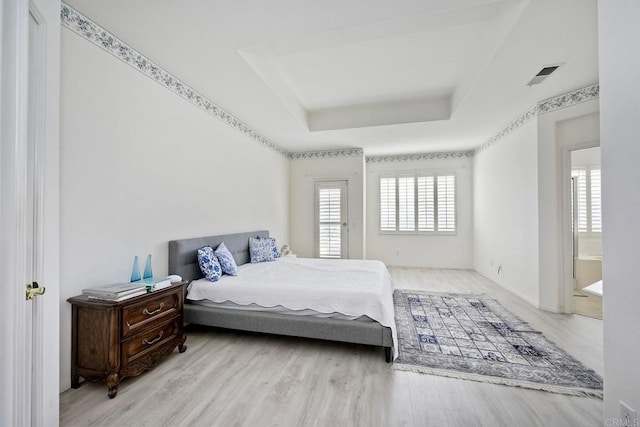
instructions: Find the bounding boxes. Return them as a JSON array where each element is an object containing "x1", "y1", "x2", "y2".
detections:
[
  {"x1": 143, "y1": 302, "x2": 164, "y2": 316},
  {"x1": 142, "y1": 331, "x2": 164, "y2": 345}
]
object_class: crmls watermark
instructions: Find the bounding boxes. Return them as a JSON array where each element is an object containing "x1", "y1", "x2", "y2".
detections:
[{"x1": 605, "y1": 417, "x2": 640, "y2": 427}]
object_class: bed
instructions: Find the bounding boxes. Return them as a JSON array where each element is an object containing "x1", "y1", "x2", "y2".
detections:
[{"x1": 168, "y1": 230, "x2": 396, "y2": 362}]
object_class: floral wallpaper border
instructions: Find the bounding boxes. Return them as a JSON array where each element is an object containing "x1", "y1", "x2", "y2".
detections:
[
  {"x1": 537, "y1": 83, "x2": 599, "y2": 115},
  {"x1": 60, "y1": 3, "x2": 289, "y2": 157},
  {"x1": 366, "y1": 150, "x2": 474, "y2": 163},
  {"x1": 474, "y1": 105, "x2": 538, "y2": 154},
  {"x1": 475, "y1": 84, "x2": 599, "y2": 154},
  {"x1": 289, "y1": 148, "x2": 363, "y2": 160}
]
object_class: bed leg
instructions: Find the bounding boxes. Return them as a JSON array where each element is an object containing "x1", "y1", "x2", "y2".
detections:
[{"x1": 384, "y1": 347, "x2": 392, "y2": 363}]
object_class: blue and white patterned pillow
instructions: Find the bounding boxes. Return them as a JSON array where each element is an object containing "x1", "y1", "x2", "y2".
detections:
[
  {"x1": 197, "y1": 246, "x2": 222, "y2": 282},
  {"x1": 214, "y1": 242, "x2": 238, "y2": 276},
  {"x1": 269, "y1": 237, "x2": 281, "y2": 258},
  {"x1": 249, "y1": 236, "x2": 278, "y2": 263}
]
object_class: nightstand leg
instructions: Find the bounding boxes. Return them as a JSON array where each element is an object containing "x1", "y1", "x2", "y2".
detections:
[
  {"x1": 178, "y1": 331, "x2": 187, "y2": 353},
  {"x1": 106, "y1": 373, "x2": 119, "y2": 399}
]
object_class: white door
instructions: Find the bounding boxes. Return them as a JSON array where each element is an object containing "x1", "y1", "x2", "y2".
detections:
[
  {"x1": 314, "y1": 180, "x2": 348, "y2": 258},
  {"x1": 1, "y1": 1, "x2": 59, "y2": 425}
]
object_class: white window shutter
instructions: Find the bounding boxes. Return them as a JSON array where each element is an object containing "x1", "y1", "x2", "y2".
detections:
[
  {"x1": 575, "y1": 169, "x2": 588, "y2": 233},
  {"x1": 590, "y1": 168, "x2": 602, "y2": 233},
  {"x1": 417, "y1": 176, "x2": 435, "y2": 231},
  {"x1": 379, "y1": 177, "x2": 396, "y2": 231},
  {"x1": 318, "y1": 187, "x2": 342, "y2": 258},
  {"x1": 398, "y1": 176, "x2": 415, "y2": 231},
  {"x1": 437, "y1": 175, "x2": 456, "y2": 232}
]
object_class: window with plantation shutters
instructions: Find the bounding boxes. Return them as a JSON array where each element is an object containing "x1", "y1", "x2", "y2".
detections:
[
  {"x1": 315, "y1": 181, "x2": 348, "y2": 258},
  {"x1": 572, "y1": 167, "x2": 601, "y2": 235},
  {"x1": 379, "y1": 173, "x2": 456, "y2": 233}
]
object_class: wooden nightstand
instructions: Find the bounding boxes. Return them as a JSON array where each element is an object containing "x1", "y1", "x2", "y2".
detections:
[{"x1": 68, "y1": 281, "x2": 188, "y2": 398}]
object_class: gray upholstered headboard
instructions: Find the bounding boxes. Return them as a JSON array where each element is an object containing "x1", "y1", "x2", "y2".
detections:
[{"x1": 168, "y1": 230, "x2": 269, "y2": 282}]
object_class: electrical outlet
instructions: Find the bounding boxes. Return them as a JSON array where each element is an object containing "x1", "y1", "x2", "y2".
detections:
[
  {"x1": 395, "y1": 250, "x2": 400, "y2": 256},
  {"x1": 620, "y1": 401, "x2": 638, "y2": 427}
]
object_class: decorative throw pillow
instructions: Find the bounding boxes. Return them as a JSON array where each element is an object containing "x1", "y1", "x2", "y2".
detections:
[
  {"x1": 268, "y1": 237, "x2": 281, "y2": 258},
  {"x1": 249, "y1": 236, "x2": 277, "y2": 263},
  {"x1": 214, "y1": 242, "x2": 238, "y2": 276},
  {"x1": 197, "y1": 246, "x2": 222, "y2": 282}
]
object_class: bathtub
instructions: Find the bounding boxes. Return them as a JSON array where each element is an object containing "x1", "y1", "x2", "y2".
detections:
[{"x1": 575, "y1": 256, "x2": 603, "y2": 290}]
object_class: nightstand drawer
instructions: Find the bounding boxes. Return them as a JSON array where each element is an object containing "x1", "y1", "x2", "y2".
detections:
[
  {"x1": 122, "y1": 292, "x2": 179, "y2": 337},
  {"x1": 122, "y1": 318, "x2": 180, "y2": 365}
]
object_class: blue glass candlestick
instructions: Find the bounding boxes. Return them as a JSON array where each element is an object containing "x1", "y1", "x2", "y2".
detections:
[
  {"x1": 143, "y1": 254, "x2": 153, "y2": 279},
  {"x1": 131, "y1": 256, "x2": 141, "y2": 282}
]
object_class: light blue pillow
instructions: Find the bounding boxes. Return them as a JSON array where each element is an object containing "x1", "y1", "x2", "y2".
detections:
[
  {"x1": 249, "y1": 236, "x2": 277, "y2": 263},
  {"x1": 197, "y1": 246, "x2": 222, "y2": 282},
  {"x1": 214, "y1": 242, "x2": 238, "y2": 276}
]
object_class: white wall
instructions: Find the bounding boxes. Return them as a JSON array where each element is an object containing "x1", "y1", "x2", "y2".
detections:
[
  {"x1": 289, "y1": 155, "x2": 365, "y2": 258},
  {"x1": 366, "y1": 157, "x2": 473, "y2": 268},
  {"x1": 599, "y1": 0, "x2": 640, "y2": 421},
  {"x1": 59, "y1": 29, "x2": 289, "y2": 391},
  {"x1": 473, "y1": 120, "x2": 540, "y2": 306}
]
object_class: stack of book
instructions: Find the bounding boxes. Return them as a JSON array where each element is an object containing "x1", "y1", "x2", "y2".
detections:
[
  {"x1": 82, "y1": 282, "x2": 148, "y2": 301},
  {"x1": 82, "y1": 277, "x2": 173, "y2": 301}
]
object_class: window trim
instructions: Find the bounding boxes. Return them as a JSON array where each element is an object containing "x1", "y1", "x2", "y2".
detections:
[{"x1": 378, "y1": 171, "x2": 457, "y2": 236}]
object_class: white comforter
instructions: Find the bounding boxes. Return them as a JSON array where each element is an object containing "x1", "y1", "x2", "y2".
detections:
[{"x1": 187, "y1": 256, "x2": 398, "y2": 358}]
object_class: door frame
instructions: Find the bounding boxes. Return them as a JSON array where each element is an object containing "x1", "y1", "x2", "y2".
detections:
[
  {"x1": 1, "y1": 0, "x2": 32, "y2": 424},
  {"x1": 560, "y1": 141, "x2": 601, "y2": 314},
  {"x1": 1, "y1": 0, "x2": 60, "y2": 425}
]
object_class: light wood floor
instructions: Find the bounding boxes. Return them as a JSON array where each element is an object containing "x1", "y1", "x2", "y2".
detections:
[{"x1": 60, "y1": 268, "x2": 603, "y2": 426}]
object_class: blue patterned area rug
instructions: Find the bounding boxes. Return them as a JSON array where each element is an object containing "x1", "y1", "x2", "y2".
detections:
[{"x1": 393, "y1": 290, "x2": 603, "y2": 398}]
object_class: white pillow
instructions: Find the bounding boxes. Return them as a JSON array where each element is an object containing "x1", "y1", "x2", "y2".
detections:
[{"x1": 214, "y1": 242, "x2": 238, "y2": 275}]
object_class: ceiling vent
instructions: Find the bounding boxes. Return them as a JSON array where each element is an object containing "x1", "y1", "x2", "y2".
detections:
[{"x1": 527, "y1": 65, "x2": 561, "y2": 86}]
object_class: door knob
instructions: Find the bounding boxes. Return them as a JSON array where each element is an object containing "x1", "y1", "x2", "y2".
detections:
[{"x1": 26, "y1": 282, "x2": 46, "y2": 300}]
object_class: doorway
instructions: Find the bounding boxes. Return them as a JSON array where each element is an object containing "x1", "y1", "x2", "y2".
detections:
[
  {"x1": 314, "y1": 180, "x2": 349, "y2": 258},
  {"x1": 570, "y1": 146, "x2": 603, "y2": 319}
]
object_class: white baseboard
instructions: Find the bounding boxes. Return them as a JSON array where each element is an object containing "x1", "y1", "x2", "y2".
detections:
[{"x1": 473, "y1": 270, "x2": 542, "y2": 309}]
